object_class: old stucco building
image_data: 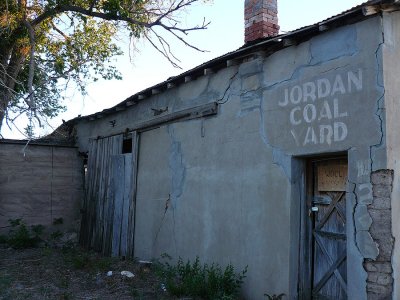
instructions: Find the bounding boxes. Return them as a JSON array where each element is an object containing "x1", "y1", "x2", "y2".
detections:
[{"x1": 3, "y1": 0, "x2": 399, "y2": 299}]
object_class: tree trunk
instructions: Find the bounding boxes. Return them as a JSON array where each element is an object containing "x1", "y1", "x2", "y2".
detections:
[
  {"x1": 0, "y1": 46, "x2": 26, "y2": 134},
  {"x1": 0, "y1": 87, "x2": 10, "y2": 134}
]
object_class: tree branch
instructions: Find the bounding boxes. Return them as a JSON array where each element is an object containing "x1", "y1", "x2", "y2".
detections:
[
  {"x1": 31, "y1": 4, "x2": 150, "y2": 27},
  {"x1": 50, "y1": 20, "x2": 70, "y2": 40},
  {"x1": 23, "y1": 19, "x2": 36, "y2": 111},
  {"x1": 144, "y1": 32, "x2": 181, "y2": 69}
]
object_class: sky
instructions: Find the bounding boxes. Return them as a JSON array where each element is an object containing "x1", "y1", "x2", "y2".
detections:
[{"x1": 2, "y1": 0, "x2": 366, "y2": 139}]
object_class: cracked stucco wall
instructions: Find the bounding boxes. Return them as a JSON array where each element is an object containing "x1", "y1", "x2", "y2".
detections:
[
  {"x1": 71, "y1": 12, "x2": 398, "y2": 300},
  {"x1": 260, "y1": 16, "x2": 387, "y2": 299},
  {"x1": 134, "y1": 74, "x2": 294, "y2": 299}
]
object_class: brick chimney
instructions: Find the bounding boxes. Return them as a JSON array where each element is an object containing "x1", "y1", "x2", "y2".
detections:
[{"x1": 245, "y1": 0, "x2": 279, "y2": 43}]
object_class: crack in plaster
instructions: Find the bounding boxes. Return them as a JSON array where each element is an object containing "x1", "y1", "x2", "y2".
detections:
[
  {"x1": 370, "y1": 19, "x2": 386, "y2": 173},
  {"x1": 217, "y1": 71, "x2": 239, "y2": 105},
  {"x1": 349, "y1": 176, "x2": 380, "y2": 260},
  {"x1": 219, "y1": 63, "x2": 294, "y2": 180},
  {"x1": 153, "y1": 194, "x2": 170, "y2": 247},
  {"x1": 238, "y1": 85, "x2": 263, "y2": 116},
  {"x1": 349, "y1": 179, "x2": 364, "y2": 255},
  {"x1": 320, "y1": 64, "x2": 351, "y2": 75},
  {"x1": 263, "y1": 51, "x2": 357, "y2": 90},
  {"x1": 257, "y1": 76, "x2": 293, "y2": 181}
]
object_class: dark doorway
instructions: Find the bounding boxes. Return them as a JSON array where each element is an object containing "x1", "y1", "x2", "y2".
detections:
[{"x1": 302, "y1": 157, "x2": 348, "y2": 299}]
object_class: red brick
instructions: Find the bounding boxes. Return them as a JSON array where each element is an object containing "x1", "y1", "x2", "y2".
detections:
[{"x1": 244, "y1": 0, "x2": 279, "y2": 42}]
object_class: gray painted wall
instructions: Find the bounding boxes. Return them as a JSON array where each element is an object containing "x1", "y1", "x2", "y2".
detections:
[{"x1": 73, "y1": 13, "x2": 398, "y2": 299}]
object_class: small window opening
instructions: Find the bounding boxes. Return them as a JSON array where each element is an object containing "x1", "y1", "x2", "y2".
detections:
[{"x1": 122, "y1": 138, "x2": 132, "y2": 153}]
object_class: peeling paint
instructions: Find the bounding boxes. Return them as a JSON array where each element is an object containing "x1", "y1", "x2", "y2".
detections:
[
  {"x1": 310, "y1": 25, "x2": 358, "y2": 64},
  {"x1": 168, "y1": 125, "x2": 186, "y2": 207}
]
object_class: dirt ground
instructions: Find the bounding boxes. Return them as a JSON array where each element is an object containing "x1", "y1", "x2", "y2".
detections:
[{"x1": 0, "y1": 244, "x2": 174, "y2": 300}]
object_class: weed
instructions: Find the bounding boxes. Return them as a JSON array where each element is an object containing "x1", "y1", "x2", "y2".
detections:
[
  {"x1": 62, "y1": 248, "x2": 116, "y2": 271},
  {"x1": 50, "y1": 230, "x2": 64, "y2": 240},
  {"x1": 62, "y1": 248, "x2": 90, "y2": 269},
  {"x1": 130, "y1": 287, "x2": 140, "y2": 297},
  {"x1": 8, "y1": 218, "x2": 22, "y2": 227},
  {"x1": 42, "y1": 247, "x2": 53, "y2": 256},
  {"x1": 72, "y1": 253, "x2": 90, "y2": 269},
  {"x1": 59, "y1": 275, "x2": 70, "y2": 288},
  {"x1": 0, "y1": 234, "x2": 7, "y2": 244},
  {"x1": 0, "y1": 274, "x2": 12, "y2": 290},
  {"x1": 264, "y1": 293, "x2": 286, "y2": 300},
  {"x1": 91, "y1": 256, "x2": 115, "y2": 271},
  {"x1": 31, "y1": 224, "x2": 45, "y2": 237},
  {"x1": 155, "y1": 255, "x2": 247, "y2": 300},
  {"x1": 53, "y1": 217, "x2": 64, "y2": 225},
  {"x1": 6, "y1": 219, "x2": 43, "y2": 249},
  {"x1": 59, "y1": 292, "x2": 72, "y2": 300}
]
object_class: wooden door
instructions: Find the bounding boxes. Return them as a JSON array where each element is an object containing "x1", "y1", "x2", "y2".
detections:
[
  {"x1": 110, "y1": 153, "x2": 133, "y2": 257},
  {"x1": 310, "y1": 158, "x2": 347, "y2": 299}
]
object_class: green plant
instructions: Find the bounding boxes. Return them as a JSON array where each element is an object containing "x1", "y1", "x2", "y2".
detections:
[
  {"x1": 62, "y1": 247, "x2": 115, "y2": 271},
  {"x1": 91, "y1": 256, "x2": 115, "y2": 271},
  {"x1": 63, "y1": 249, "x2": 90, "y2": 269},
  {"x1": 50, "y1": 230, "x2": 64, "y2": 240},
  {"x1": 72, "y1": 253, "x2": 90, "y2": 269},
  {"x1": 53, "y1": 218, "x2": 64, "y2": 225},
  {"x1": 0, "y1": 234, "x2": 7, "y2": 244},
  {"x1": 0, "y1": 274, "x2": 12, "y2": 291},
  {"x1": 6, "y1": 219, "x2": 43, "y2": 249},
  {"x1": 60, "y1": 292, "x2": 72, "y2": 300},
  {"x1": 31, "y1": 224, "x2": 45, "y2": 237},
  {"x1": 264, "y1": 293, "x2": 286, "y2": 300},
  {"x1": 155, "y1": 255, "x2": 247, "y2": 300},
  {"x1": 42, "y1": 247, "x2": 53, "y2": 256}
]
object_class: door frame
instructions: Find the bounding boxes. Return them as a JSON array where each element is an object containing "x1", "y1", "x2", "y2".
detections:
[{"x1": 298, "y1": 154, "x2": 348, "y2": 299}]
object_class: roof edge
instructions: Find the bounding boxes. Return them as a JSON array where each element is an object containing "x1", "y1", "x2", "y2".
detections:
[{"x1": 67, "y1": 0, "x2": 400, "y2": 124}]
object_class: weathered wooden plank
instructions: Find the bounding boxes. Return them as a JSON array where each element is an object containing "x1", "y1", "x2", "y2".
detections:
[
  {"x1": 95, "y1": 138, "x2": 106, "y2": 252},
  {"x1": 84, "y1": 139, "x2": 97, "y2": 248},
  {"x1": 127, "y1": 131, "x2": 138, "y2": 258},
  {"x1": 80, "y1": 139, "x2": 97, "y2": 247},
  {"x1": 120, "y1": 154, "x2": 132, "y2": 257},
  {"x1": 111, "y1": 155, "x2": 124, "y2": 257}
]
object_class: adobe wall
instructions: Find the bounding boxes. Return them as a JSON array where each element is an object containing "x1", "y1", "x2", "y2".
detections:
[
  {"x1": 0, "y1": 142, "x2": 84, "y2": 234},
  {"x1": 364, "y1": 170, "x2": 394, "y2": 299}
]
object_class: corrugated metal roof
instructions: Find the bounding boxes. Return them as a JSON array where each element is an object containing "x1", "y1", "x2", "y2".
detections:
[{"x1": 70, "y1": 0, "x2": 399, "y2": 123}]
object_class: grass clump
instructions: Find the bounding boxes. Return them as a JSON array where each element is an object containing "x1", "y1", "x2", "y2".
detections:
[
  {"x1": 155, "y1": 254, "x2": 247, "y2": 300},
  {"x1": 0, "y1": 274, "x2": 12, "y2": 290},
  {"x1": 2, "y1": 219, "x2": 44, "y2": 249},
  {"x1": 61, "y1": 247, "x2": 115, "y2": 271},
  {"x1": 264, "y1": 293, "x2": 286, "y2": 300}
]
